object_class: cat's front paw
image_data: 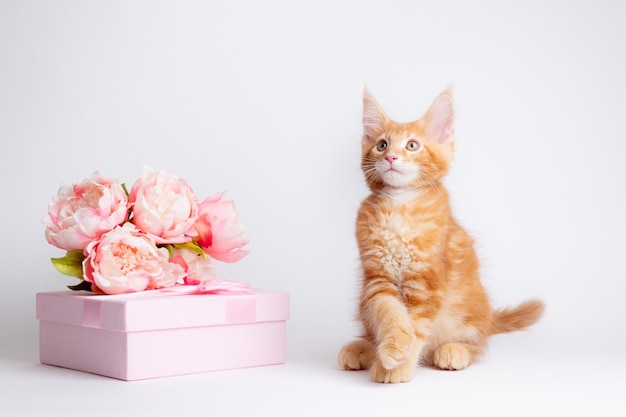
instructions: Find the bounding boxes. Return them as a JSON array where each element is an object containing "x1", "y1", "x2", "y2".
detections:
[
  {"x1": 377, "y1": 330, "x2": 415, "y2": 370},
  {"x1": 338, "y1": 339, "x2": 375, "y2": 370},
  {"x1": 370, "y1": 358, "x2": 415, "y2": 383}
]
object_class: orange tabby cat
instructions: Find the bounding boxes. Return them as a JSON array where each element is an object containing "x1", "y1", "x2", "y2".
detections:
[{"x1": 337, "y1": 88, "x2": 544, "y2": 383}]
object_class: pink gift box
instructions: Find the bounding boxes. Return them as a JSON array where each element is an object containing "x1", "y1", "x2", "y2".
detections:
[{"x1": 36, "y1": 288, "x2": 289, "y2": 381}]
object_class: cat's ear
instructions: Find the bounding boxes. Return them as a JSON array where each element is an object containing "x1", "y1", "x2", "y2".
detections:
[
  {"x1": 424, "y1": 90, "x2": 455, "y2": 144},
  {"x1": 362, "y1": 87, "x2": 387, "y2": 145}
]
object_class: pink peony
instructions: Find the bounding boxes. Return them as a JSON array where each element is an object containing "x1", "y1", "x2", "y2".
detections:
[
  {"x1": 83, "y1": 223, "x2": 186, "y2": 295},
  {"x1": 44, "y1": 172, "x2": 129, "y2": 251},
  {"x1": 129, "y1": 167, "x2": 199, "y2": 244},
  {"x1": 170, "y1": 246, "x2": 218, "y2": 285},
  {"x1": 194, "y1": 192, "x2": 249, "y2": 262}
]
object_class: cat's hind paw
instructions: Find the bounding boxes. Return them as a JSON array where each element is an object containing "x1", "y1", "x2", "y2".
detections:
[
  {"x1": 433, "y1": 342, "x2": 473, "y2": 370},
  {"x1": 338, "y1": 339, "x2": 375, "y2": 370}
]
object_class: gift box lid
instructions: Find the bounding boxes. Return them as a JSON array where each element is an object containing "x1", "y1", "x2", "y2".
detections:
[{"x1": 36, "y1": 289, "x2": 289, "y2": 332}]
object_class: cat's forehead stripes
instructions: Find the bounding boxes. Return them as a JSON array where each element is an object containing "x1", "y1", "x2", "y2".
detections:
[
  {"x1": 382, "y1": 120, "x2": 427, "y2": 139},
  {"x1": 375, "y1": 122, "x2": 427, "y2": 148}
]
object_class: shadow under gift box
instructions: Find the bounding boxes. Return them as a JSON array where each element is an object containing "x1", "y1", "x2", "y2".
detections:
[{"x1": 36, "y1": 289, "x2": 289, "y2": 381}]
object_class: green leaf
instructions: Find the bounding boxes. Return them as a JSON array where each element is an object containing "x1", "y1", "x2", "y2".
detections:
[
  {"x1": 171, "y1": 241, "x2": 206, "y2": 258},
  {"x1": 67, "y1": 280, "x2": 93, "y2": 292},
  {"x1": 51, "y1": 250, "x2": 85, "y2": 279}
]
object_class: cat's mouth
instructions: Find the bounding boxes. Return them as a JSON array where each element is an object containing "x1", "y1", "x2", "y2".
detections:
[
  {"x1": 382, "y1": 168, "x2": 406, "y2": 182},
  {"x1": 385, "y1": 166, "x2": 403, "y2": 174},
  {"x1": 376, "y1": 161, "x2": 411, "y2": 181}
]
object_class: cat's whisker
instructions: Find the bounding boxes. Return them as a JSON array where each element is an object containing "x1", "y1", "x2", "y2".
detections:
[
  {"x1": 362, "y1": 165, "x2": 378, "y2": 182},
  {"x1": 427, "y1": 177, "x2": 442, "y2": 196}
]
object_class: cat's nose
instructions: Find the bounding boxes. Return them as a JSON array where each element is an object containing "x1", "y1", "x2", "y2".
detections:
[{"x1": 385, "y1": 155, "x2": 398, "y2": 164}]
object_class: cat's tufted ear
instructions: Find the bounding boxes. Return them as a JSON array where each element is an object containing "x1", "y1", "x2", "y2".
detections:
[
  {"x1": 362, "y1": 87, "x2": 387, "y2": 145},
  {"x1": 424, "y1": 90, "x2": 455, "y2": 144}
]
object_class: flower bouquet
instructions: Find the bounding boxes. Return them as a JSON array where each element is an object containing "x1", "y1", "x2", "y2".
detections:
[
  {"x1": 39, "y1": 168, "x2": 289, "y2": 380},
  {"x1": 43, "y1": 167, "x2": 249, "y2": 295}
]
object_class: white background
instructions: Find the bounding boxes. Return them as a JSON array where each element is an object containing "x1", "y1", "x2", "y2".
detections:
[{"x1": 1, "y1": 1, "x2": 625, "y2": 416}]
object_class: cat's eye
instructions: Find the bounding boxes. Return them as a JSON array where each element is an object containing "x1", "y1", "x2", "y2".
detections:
[
  {"x1": 406, "y1": 140, "x2": 420, "y2": 151},
  {"x1": 376, "y1": 140, "x2": 388, "y2": 152}
]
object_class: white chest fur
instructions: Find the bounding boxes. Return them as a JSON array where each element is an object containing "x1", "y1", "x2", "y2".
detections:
[{"x1": 366, "y1": 193, "x2": 432, "y2": 285}]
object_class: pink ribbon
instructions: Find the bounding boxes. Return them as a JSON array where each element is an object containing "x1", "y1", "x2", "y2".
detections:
[
  {"x1": 159, "y1": 279, "x2": 251, "y2": 295},
  {"x1": 82, "y1": 298, "x2": 103, "y2": 328},
  {"x1": 81, "y1": 278, "x2": 252, "y2": 328}
]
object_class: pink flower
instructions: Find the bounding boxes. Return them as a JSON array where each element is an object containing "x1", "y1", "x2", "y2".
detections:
[
  {"x1": 83, "y1": 223, "x2": 186, "y2": 295},
  {"x1": 194, "y1": 192, "x2": 249, "y2": 262},
  {"x1": 44, "y1": 172, "x2": 129, "y2": 251},
  {"x1": 170, "y1": 246, "x2": 218, "y2": 285},
  {"x1": 129, "y1": 167, "x2": 199, "y2": 244}
]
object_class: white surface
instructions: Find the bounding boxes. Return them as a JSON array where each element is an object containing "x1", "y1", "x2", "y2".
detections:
[{"x1": 1, "y1": 1, "x2": 625, "y2": 416}]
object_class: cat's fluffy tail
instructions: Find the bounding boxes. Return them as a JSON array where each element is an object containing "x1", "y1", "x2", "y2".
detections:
[{"x1": 490, "y1": 299, "x2": 545, "y2": 335}]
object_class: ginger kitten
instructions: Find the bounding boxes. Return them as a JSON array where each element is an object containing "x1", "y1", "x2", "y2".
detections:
[{"x1": 337, "y1": 88, "x2": 544, "y2": 383}]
